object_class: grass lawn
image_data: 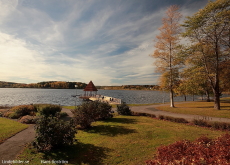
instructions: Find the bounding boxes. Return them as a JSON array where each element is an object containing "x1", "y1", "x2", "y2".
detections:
[
  {"x1": 16, "y1": 115, "x2": 225, "y2": 165},
  {"x1": 156, "y1": 99, "x2": 230, "y2": 118},
  {"x1": 0, "y1": 117, "x2": 28, "y2": 144}
]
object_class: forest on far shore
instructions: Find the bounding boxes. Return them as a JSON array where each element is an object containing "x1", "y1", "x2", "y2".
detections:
[
  {"x1": 0, "y1": 81, "x2": 87, "y2": 89},
  {"x1": 0, "y1": 81, "x2": 159, "y2": 90}
]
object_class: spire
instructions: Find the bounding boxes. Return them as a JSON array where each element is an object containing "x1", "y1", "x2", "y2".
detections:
[{"x1": 83, "y1": 81, "x2": 98, "y2": 91}]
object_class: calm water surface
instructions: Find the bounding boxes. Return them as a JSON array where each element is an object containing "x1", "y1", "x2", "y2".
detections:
[{"x1": 0, "y1": 88, "x2": 199, "y2": 106}]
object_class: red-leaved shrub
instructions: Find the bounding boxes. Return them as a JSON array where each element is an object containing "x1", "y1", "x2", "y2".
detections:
[{"x1": 146, "y1": 134, "x2": 230, "y2": 165}]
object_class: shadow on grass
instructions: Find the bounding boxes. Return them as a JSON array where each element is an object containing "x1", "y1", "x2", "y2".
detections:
[
  {"x1": 193, "y1": 106, "x2": 215, "y2": 108},
  {"x1": 102, "y1": 117, "x2": 137, "y2": 124},
  {"x1": 42, "y1": 142, "x2": 112, "y2": 165},
  {"x1": 85, "y1": 125, "x2": 137, "y2": 137},
  {"x1": 194, "y1": 105, "x2": 230, "y2": 110}
]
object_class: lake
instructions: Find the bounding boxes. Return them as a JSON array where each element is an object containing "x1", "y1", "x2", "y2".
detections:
[{"x1": 0, "y1": 88, "x2": 202, "y2": 106}]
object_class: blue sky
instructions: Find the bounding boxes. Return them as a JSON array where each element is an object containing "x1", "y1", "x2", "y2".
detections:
[{"x1": 0, "y1": 0, "x2": 209, "y2": 85}]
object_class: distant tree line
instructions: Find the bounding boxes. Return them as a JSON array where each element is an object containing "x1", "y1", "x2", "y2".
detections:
[
  {"x1": 97, "y1": 85, "x2": 160, "y2": 90},
  {"x1": 0, "y1": 81, "x2": 87, "y2": 89}
]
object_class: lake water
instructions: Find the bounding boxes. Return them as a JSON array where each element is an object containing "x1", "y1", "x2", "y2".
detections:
[{"x1": 0, "y1": 88, "x2": 201, "y2": 106}]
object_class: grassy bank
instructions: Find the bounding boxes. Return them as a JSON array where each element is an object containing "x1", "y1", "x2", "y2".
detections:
[
  {"x1": 0, "y1": 117, "x2": 28, "y2": 144},
  {"x1": 16, "y1": 115, "x2": 224, "y2": 165},
  {"x1": 156, "y1": 100, "x2": 230, "y2": 118}
]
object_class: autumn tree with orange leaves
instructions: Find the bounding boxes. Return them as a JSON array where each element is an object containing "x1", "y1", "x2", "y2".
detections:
[{"x1": 151, "y1": 5, "x2": 182, "y2": 108}]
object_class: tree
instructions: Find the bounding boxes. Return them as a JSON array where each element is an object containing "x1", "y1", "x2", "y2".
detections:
[
  {"x1": 176, "y1": 66, "x2": 212, "y2": 102},
  {"x1": 183, "y1": 0, "x2": 230, "y2": 110},
  {"x1": 151, "y1": 5, "x2": 182, "y2": 107}
]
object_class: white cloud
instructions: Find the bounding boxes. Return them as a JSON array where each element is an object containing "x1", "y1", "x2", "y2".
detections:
[
  {"x1": 0, "y1": 32, "x2": 47, "y2": 82},
  {"x1": 0, "y1": 0, "x2": 209, "y2": 85}
]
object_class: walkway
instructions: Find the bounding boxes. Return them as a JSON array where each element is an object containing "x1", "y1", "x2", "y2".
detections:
[{"x1": 0, "y1": 125, "x2": 35, "y2": 163}]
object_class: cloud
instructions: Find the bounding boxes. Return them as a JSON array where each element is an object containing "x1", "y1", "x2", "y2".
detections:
[
  {"x1": 0, "y1": 32, "x2": 47, "y2": 82},
  {"x1": 0, "y1": 0, "x2": 209, "y2": 85}
]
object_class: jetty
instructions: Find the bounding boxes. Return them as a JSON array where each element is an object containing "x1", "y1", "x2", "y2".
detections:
[{"x1": 79, "y1": 81, "x2": 121, "y2": 104}]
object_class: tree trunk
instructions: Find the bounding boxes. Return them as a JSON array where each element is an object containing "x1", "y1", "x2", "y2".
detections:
[
  {"x1": 170, "y1": 89, "x2": 175, "y2": 107},
  {"x1": 213, "y1": 85, "x2": 220, "y2": 110},
  {"x1": 184, "y1": 95, "x2": 187, "y2": 101},
  {"x1": 206, "y1": 90, "x2": 210, "y2": 102}
]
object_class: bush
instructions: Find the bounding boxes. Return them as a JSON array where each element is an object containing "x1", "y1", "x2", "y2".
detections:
[
  {"x1": 210, "y1": 122, "x2": 230, "y2": 130},
  {"x1": 132, "y1": 112, "x2": 156, "y2": 118},
  {"x1": 158, "y1": 115, "x2": 164, "y2": 120},
  {"x1": 33, "y1": 116, "x2": 77, "y2": 151},
  {"x1": 117, "y1": 102, "x2": 132, "y2": 116},
  {"x1": 71, "y1": 101, "x2": 113, "y2": 129},
  {"x1": 192, "y1": 119, "x2": 210, "y2": 127},
  {"x1": 19, "y1": 115, "x2": 39, "y2": 124},
  {"x1": 72, "y1": 102, "x2": 97, "y2": 129},
  {"x1": 59, "y1": 112, "x2": 68, "y2": 118},
  {"x1": 164, "y1": 116, "x2": 189, "y2": 123},
  {"x1": 96, "y1": 101, "x2": 113, "y2": 120},
  {"x1": 3, "y1": 111, "x2": 20, "y2": 119},
  {"x1": 37, "y1": 104, "x2": 62, "y2": 117},
  {"x1": 5, "y1": 105, "x2": 37, "y2": 119},
  {"x1": 146, "y1": 134, "x2": 230, "y2": 165}
]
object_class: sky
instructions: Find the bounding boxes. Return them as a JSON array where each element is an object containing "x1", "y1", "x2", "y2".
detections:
[{"x1": 0, "y1": 0, "x2": 209, "y2": 86}]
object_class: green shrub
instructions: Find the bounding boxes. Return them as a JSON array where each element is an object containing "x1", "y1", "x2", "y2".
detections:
[
  {"x1": 71, "y1": 101, "x2": 113, "y2": 129},
  {"x1": 34, "y1": 116, "x2": 77, "y2": 151},
  {"x1": 72, "y1": 102, "x2": 97, "y2": 129},
  {"x1": 37, "y1": 104, "x2": 62, "y2": 117},
  {"x1": 117, "y1": 102, "x2": 132, "y2": 116},
  {"x1": 97, "y1": 101, "x2": 113, "y2": 120}
]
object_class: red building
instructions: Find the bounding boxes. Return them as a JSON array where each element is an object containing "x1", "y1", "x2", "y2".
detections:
[{"x1": 79, "y1": 80, "x2": 98, "y2": 99}]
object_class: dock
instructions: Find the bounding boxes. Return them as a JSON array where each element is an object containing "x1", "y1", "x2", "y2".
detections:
[
  {"x1": 79, "y1": 94, "x2": 121, "y2": 104},
  {"x1": 78, "y1": 80, "x2": 122, "y2": 104}
]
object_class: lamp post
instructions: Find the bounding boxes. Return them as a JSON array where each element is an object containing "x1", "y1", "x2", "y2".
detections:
[{"x1": 75, "y1": 85, "x2": 78, "y2": 109}]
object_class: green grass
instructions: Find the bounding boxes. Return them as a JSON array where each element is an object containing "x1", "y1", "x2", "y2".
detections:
[
  {"x1": 156, "y1": 100, "x2": 230, "y2": 118},
  {"x1": 16, "y1": 115, "x2": 224, "y2": 165},
  {"x1": 63, "y1": 106, "x2": 77, "y2": 109},
  {"x1": 0, "y1": 117, "x2": 28, "y2": 144}
]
